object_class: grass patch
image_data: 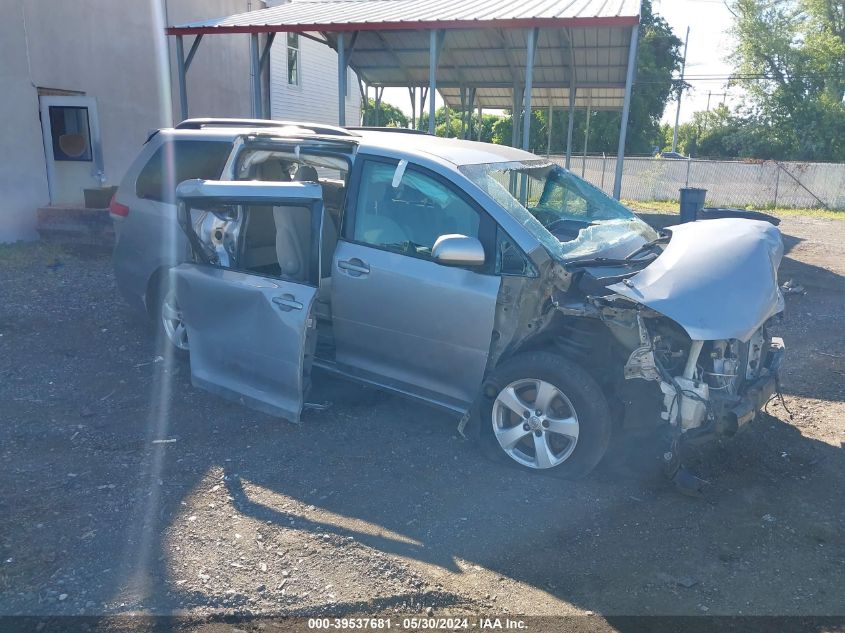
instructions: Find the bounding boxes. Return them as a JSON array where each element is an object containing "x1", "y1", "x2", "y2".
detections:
[
  {"x1": 0, "y1": 241, "x2": 67, "y2": 269},
  {"x1": 622, "y1": 199, "x2": 845, "y2": 220}
]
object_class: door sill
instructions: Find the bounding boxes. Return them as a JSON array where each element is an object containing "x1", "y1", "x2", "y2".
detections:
[{"x1": 312, "y1": 358, "x2": 469, "y2": 415}]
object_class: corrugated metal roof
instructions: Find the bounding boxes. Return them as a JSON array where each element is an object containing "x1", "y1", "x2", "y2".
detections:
[
  {"x1": 168, "y1": 0, "x2": 640, "y2": 110},
  {"x1": 167, "y1": 0, "x2": 640, "y2": 34},
  {"x1": 347, "y1": 24, "x2": 635, "y2": 108},
  {"x1": 438, "y1": 87, "x2": 626, "y2": 110}
]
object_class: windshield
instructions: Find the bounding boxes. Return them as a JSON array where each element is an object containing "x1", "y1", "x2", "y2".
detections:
[{"x1": 460, "y1": 160, "x2": 658, "y2": 260}]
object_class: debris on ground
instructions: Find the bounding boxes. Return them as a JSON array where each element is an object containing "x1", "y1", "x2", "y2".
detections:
[{"x1": 781, "y1": 279, "x2": 806, "y2": 295}]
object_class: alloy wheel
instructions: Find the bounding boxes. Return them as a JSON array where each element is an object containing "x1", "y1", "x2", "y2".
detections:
[
  {"x1": 161, "y1": 291, "x2": 189, "y2": 351},
  {"x1": 491, "y1": 378, "x2": 580, "y2": 469}
]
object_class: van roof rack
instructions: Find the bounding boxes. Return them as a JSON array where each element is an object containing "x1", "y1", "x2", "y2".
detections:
[
  {"x1": 175, "y1": 118, "x2": 357, "y2": 137},
  {"x1": 346, "y1": 126, "x2": 429, "y2": 135},
  {"x1": 242, "y1": 130, "x2": 360, "y2": 148}
]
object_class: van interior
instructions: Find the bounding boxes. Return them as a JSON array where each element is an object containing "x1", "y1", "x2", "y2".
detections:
[{"x1": 204, "y1": 148, "x2": 353, "y2": 361}]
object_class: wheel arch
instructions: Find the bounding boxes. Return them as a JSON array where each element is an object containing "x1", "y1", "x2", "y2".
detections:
[
  {"x1": 483, "y1": 315, "x2": 629, "y2": 428},
  {"x1": 487, "y1": 314, "x2": 619, "y2": 381},
  {"x1": 144, "y1": 264, "x2": 174, "y2": 320},
  {"x1": 477, "y1": 349, "x2": 614, "y2": 478}
]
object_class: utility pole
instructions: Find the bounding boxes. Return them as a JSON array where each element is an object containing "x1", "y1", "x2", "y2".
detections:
[
  {"x1": 706, "y1": 91, "x2": 728, "y2": 114},
  {"x1": 671, "y1": 26, "x2": 690, "y2": 153},
  {"x1": 703, "y1": 91, "x2": 728, "y2": 132}
]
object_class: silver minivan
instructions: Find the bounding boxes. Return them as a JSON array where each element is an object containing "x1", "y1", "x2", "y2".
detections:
[{"x1": 113, "y1": 121, "x2": 785, "y2": 479}]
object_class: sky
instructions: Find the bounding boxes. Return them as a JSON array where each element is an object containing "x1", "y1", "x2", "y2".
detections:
[
  {"x1": 377, "y1": 0, "x2": 738, "y2": 126},
  {"x1": 653, "y1": 0, "x2": 739, "y2": 124}
]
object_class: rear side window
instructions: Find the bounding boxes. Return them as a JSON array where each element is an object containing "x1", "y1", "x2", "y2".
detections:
[{"x1": 135, "y1": 140, "x2": 231, "y2": 202}]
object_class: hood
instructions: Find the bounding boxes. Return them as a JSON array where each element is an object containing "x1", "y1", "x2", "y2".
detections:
[{"x1": 608, "y1": 219, "x2": 784, "y2": 342}]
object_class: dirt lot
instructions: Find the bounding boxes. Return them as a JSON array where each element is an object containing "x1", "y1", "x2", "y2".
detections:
[{"x1": 1, "y1": 214, "x2": 844, "y2": 627}]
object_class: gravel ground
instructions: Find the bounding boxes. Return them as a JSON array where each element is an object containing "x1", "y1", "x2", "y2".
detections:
[{"x1": 1, "y1": 215, "x2": 844, "y2": 627}]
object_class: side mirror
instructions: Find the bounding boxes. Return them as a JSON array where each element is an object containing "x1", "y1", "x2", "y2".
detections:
[{"x1": 432, "y1": 234, "x2": 485, "y2": 267}]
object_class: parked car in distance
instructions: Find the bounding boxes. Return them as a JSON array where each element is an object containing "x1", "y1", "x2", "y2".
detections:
[
  {"x1": 112, "y1": 120, "x2": 785, "y2": 479},
  {"x1": 659, "y1": 151, "x2": 687, "y2": 159}
]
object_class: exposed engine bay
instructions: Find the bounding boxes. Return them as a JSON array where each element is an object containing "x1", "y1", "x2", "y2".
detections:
[
  {"x1": 545, "y1": 294, "x2": 785, "y2": 441},
  {"x1": 621, "y1": 313, "x2": 784, "y2": 436},
  {"x1": 484, "y1": 218, "x2": 787, "y2": 450}
]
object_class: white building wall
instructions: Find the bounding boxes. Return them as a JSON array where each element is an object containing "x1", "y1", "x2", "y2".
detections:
[
  {"x1": 165, "y1": 0, "x2": 256, "y2": 121},
  {"x1": 0, "y1": 3, "x2": 50, "y2": 241},
  {"x1": 0, "y1": 0, "x2": 254, "y2": 242},
  {"x1": 269, "y1": 36, "x2": 362, "y2": 126}
]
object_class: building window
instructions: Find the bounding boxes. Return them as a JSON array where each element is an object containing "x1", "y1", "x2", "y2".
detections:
[
  {"x1": 48, "y1": 106, "x2": 92, "y2": 161},
  {"x1": 287, "y1": 33, "x2": 300, "y2": 85}
]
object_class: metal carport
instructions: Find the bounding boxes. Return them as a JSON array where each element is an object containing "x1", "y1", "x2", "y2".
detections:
[{"x1": 166, "y1": 0, "x2": 641, "y2": 198}]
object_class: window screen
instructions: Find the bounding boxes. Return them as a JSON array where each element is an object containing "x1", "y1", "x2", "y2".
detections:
[
  {"x1": 287, "y1": 34, "x2": 300, "y2": 86},
  {"x1": 136, "y1": 141, "x2": 231, "y2": 202},
  {"x1": 49, "y1": 106, "x2": 92, "y2": 162}
]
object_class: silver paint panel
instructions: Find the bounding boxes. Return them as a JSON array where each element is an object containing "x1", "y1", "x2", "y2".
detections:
[
  {"x1": 176, "y1": 179, "x2": 323, "y2": 202},
  {"x1": 173, "y1": 264, "x2": 317, "y2": 422},
  {"x1": 432, "y1": 234, "x2": 486, "y2": 266},
  {"x1": 331, "y1": 240, "x2": 501, "y2": 405},
  {"x1": 608, "y1": 219, "x2": 785, "y2": 342}
]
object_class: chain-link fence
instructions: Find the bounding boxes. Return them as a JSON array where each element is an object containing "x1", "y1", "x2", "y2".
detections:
[{"x1": 548, "y1": 155, "x2": 845, "y2": 210}]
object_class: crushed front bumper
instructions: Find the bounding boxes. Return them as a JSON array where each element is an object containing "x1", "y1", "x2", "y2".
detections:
[{"x1": 715, "y1": 337, "x2": 785, "y2": 435}]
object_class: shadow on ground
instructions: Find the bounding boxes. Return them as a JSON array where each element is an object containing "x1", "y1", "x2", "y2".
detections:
[{"x1": 1, "y1": 230, "x2": 844, "y2": 628}]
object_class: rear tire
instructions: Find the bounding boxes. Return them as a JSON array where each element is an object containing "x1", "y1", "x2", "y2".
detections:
[
  {"x1": 150, "y1": 275, "x2": 189, "y2": 357},
  {"x1": 479, "y1": 352, "x2": 612, "y2": 479}
]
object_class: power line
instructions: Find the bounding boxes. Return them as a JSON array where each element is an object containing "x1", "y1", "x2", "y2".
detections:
[{"x1": 658, "y1": 73, "x2": 845, "y2": 82}]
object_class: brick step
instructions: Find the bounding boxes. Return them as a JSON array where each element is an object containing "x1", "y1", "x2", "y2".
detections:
[{"x1": 36, "y1": 206, "x2": 115, "y2": 247}]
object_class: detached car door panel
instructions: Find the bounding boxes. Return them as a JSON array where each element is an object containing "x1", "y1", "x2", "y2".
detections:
[{"x1": 174, "y1": 179, "x2": 324, "y2": 423}]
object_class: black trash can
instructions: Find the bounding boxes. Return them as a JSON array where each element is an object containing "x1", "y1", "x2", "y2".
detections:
[{"x1": 679, "y1": 187, "x2": 707, "y2": 223}]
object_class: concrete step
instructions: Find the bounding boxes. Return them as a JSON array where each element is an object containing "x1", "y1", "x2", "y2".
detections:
[{"x1": 36, "y1": 205, "x2": 115, "y2": 247}]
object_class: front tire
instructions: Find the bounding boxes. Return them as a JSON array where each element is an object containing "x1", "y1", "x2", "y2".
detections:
[{"x1": 479, "y1": 352, "x2": 612, "y2": 479}]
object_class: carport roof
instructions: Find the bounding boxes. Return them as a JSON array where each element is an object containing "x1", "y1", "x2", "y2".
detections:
[
  {"x1": 166, "y1": 0, "x2": 641, "y2": 34},
  {"x1": 167, "y1": 0, "x2": 641, "y2": 110}
]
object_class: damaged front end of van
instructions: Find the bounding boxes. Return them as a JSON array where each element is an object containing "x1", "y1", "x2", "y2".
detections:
[
  {"x1": 485, "y1": 216, "x2": 786, "y2": 482},
  {"x1": 464, "y1": 162, "x2": 786, "y2": 479}
]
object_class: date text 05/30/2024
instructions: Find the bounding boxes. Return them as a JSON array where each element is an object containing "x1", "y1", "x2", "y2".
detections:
[{"x1": 307, "y1": 617, "x2": 528, "y2": 630}]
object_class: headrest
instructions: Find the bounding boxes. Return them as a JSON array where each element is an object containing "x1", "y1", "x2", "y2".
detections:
[
  {"x1": 255, "y1": 160, "x2": 287, "y2": 181},
  {"x1": 295, "y1": 165, "x2": 319, "y2": 182}
]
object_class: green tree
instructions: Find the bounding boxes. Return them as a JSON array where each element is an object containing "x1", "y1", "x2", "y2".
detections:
[
  {"x1": 362, "y1": 98, "x2": 409, "y2": 127},
  {"x1": 727, "y1": 0, "x2": 845, "y2": 160},
  {"x1": 475, "y1": 113, "x2": 502, "y2": 143},
  {"x1": 419, "y1": 107, "x2": 505, "y2": 142},
  {"x1": 382, "y1": 0, "x2": 683, "y2": 156},
  {"x1": 664, "y1": 106, "x2": 795, "y2": 159},
  {"x1": 453, "y1": 1, "x2": 683, "y2": 157},
  {"x1": 490, "y1": 110, "x2": 548, "y2": 151},
  {"x1": 560, "y1": 0, "x2": 684, "y2": 156}
]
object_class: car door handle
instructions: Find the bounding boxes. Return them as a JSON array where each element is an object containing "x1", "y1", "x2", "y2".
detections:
[
  {"x1": 337, "y1": 259, "x2": 370, "y2": 276},
  {"x1": 272, "y1": 294, "x2": 303, "y2": 311}
]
